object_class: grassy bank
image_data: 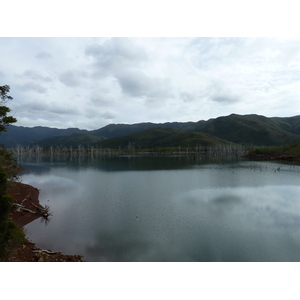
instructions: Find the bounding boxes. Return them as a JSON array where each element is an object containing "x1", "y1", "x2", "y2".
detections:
[{"x1": 247, "y1": 144, "x2": 300, "y2": 159}]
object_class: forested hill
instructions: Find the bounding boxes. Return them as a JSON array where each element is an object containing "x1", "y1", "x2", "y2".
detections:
[
  {"x1": 0, "y1": 121, "x2": 203, "y2": 147},
  {"x1": 1, "y1": 114, "x2": 300, "y2": 148},
  {"x1": 96, "y1": 127, "x2": 232, "y2": 150},
  {"x1": 0, "y1": 125, "x2": 88, "y2": 147},
  {"x1": 89, "y1": 121, "x2": 203, "y2": 139},
  {"x1": 195, "y1": 114, "x2": 300, "y2": 146}
]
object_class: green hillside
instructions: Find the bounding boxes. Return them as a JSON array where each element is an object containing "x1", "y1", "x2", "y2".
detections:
[
  {"x1": 3, "y1": 114, "x2": 300, "y2": 149},
  {"x1": 269, "y1": 116, "x2": 300, "y2": 135},
  {"x1": 29, "y1": 133, "x2": 106, "y2": 148},
  {"x1": 196, "y1": 114, "x2": 300, "y2": 146},
  {"x1": 91, "y1": 121, "x2": 200, "y2": 138},
  {"x1": 0, "y1": 125, "x2": 88, "y2": 147},
  {"x1": 97, "y1": 126, "x2": 232, "y2": 150}
]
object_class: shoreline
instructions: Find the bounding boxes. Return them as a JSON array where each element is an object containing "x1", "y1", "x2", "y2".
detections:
[
  {"x1": 7, "y1": 182, "x2": 84, "y2": 262},
  {"x1": 243, "y1": 154, "x2": 300, "y2": 161}
]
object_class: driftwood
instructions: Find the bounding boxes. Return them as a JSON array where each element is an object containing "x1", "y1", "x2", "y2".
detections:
[
  {"x1": 12, "y1": 203, "x2": 36, "y2": 214},
  {"x1": 31, "y1": 203, "x2": 52, "y2": 218},
  {"x1": 32, "y1": 249, "x2": 60, "y2": 255},
  {"x1": 12, "y1": 195, "x2": 52, "y2": 219}
]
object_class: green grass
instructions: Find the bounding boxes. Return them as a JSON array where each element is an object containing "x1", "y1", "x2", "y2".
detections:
[{"x1": 248, "y1": 144, "x2": 300, "y2": 157}]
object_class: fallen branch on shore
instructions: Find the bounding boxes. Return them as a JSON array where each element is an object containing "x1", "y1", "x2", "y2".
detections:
[
  {"x1": 31, "y1": 203, "x2": 52, "y2": 218},
  {"x1": 12, "y1": 200, "x2": 52, "y2": 219},
  {"x1": 12, "y1": 203, "x2": 36, "y2": 214},
  {"x1": 32, "y1": 249, "x2": 60, "y2": 255}
]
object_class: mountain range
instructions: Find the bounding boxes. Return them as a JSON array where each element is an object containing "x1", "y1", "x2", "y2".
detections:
[{"x1": 1, "y1": 113, "x2": 300, "y2": 149}]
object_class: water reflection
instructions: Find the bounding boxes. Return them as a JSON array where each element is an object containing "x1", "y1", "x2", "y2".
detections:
[
  {"x1": 21, "y1": 156, "x2": 300, "y2": 261},
  {"x1": 80, "y1": 186, "x2": 300, "y2": 262},
  {"x1": 20, "y1": 154, "x2": 246, "y2": 173}
]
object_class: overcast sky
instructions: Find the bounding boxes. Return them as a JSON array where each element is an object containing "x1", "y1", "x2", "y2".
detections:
[
  {"x1": 2, "y1": 0, "x2": 300, "y2": 292},
  {"x1": 1, "y1": 0, "x2": 300, "y2": 131},
  {"x1": 1, "y1": 37, "x2": 300, "y2": 130}
]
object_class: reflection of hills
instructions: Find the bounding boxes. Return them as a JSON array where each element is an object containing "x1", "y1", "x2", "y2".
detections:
[
  {"x1": 21, "y1": 157, "x2": 300, "y2": 262},
  {"x1": 20, "y1": 163, "x2": 52, "y2": 175},
  {"x1": 22, "y1": 155, "x2": 237, "y2": 172}
]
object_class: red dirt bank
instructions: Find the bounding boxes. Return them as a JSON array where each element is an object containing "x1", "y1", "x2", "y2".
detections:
[{"x1": 7, "y1": 182, "x2": 84, "y2": 262}]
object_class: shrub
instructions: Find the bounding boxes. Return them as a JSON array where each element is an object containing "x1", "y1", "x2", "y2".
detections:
[{"x1": 0, "y1": 165, "x2": 25, "y2": 261}]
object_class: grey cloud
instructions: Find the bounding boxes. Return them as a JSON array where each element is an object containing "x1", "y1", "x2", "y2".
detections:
[
  {"x1": 180, "y1": 92, "x2": 196, "y2": 102},
  {"x1": 90, "y1": 93, "x2": 115, "y2": 107},
  {"x1": 19, "y1": 70, "x2": 53, "y2": 82},
  {"x1": 211, "y1": 95, "x2": 239, "y2": 104},
  {"x1": 116, "y1": 70, "x2": 150, "y2": 97},
  {"x1": 59, "y1": 70, "x2": 89, "y2": 87},
  {"x1": 84, "y1": 107, "x2": 99, "y2": 119},
  {"x1": 15, "y1": 100, "x2": 80, "y2": 118},
  {"x1": 15, "y1": 101, "x2": 80, "y2": 117},
  {"x1": 85, "y1": 38, "x2": 148, "y2": 74},
  {"x1": 101, "y1": 110, "x2": 118, "y2": 120},
  {"x1": 16, "y1": 101, "x2": 48, "y2": 112},
  {"x1": 85, "y1": 38, "x2": 172, "y2": 107},
  {"x1": 115, "y1": 70, "x2": 173, "y2": 101},
  {"x1": 208, "y1": 79, "x2": 241, "y2": 104},
  {"x1": 35, "y1": 52, "x2": 53, "y2": 60},
  {"x1": 84, "y1": 107, "x2": 116, "y2": 120},
  {"x1": 18, "y1": 82, "x2": 47, "y2": 94},
  {"x1": 50, "y1": 105, "x2": 80, "y2": 116}
]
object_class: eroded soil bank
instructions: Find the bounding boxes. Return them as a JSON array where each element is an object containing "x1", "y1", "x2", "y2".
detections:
[{"x1": 7, "y1": 182, "x2": 84, "y2": 262}]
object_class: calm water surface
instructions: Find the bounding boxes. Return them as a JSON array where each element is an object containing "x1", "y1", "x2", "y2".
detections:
[{"x1": 19, "y1": 155, "x2": 300, "y2": 261}]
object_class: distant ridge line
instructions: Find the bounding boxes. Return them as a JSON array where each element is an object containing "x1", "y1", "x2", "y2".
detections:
[{"x1": 1, "y1": 114, "x2": 300, "y2": 148}]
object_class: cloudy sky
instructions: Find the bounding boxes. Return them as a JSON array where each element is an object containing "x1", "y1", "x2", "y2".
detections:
[
  {"x1": 1, "y1": 0, "x2": 299, "y2": 291},
  {"x1": 1, "y1": 37, "x2": 300, "y2": 130},
  {"x1": 1, "y1": 0, "x2": 300, "y2": 130}
]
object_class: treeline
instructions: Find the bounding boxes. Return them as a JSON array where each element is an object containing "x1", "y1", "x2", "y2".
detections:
[
  {"x1": 0, "y1": 85, "x2": 26, "y2": 260},
  {"x1": 247, "y1": 143, "x2": 300, "y2": 158},
  {"x1": 11, "y1": 143, "x2": 249, "y2": 158},
  {"x1": 0, "y1": 148, "x2": 25, "y2": 261}
]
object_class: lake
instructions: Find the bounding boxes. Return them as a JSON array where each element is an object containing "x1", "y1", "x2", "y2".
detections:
[{"x1": 18, "y1": 154, "x2": 300, "y2": 262}]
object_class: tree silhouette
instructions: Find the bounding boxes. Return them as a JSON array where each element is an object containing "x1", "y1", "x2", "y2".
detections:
[{"x1": 0, "y1": 85, "x2": 17, "y2": 133}]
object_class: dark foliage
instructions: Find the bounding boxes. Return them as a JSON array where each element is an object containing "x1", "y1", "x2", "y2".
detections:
[
  {"x1": 2, "y1": 113, "x2": 300, "y2": 149},
  {"x1": 0, "y1": 85, "x2": 17, "y2": 133}
]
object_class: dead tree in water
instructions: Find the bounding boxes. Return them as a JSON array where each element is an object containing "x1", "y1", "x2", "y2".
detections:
[{"x1": 12, "y1": 194, "x2": 52, "y2": 220}]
